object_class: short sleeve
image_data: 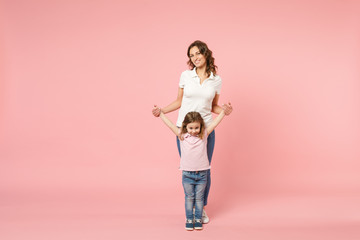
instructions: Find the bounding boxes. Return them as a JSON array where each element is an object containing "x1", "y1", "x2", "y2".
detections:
[
  {"x1": 214, "y1": 76, "x2": 222, "y2": 94},
  {"x1": 179, "y1": 71, "x2": 186, "y2": 88}
]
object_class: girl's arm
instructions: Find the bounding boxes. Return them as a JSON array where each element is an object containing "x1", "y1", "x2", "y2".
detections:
[
  {"x1": 152, "y1": 88, "x2": 183, "y2": 117},
  {"x1": 159, "y1": 111, "x2": 179, "y2": 136},
  {"x1": 206, "y1": 110, "x2": 226, "y2": 134}
]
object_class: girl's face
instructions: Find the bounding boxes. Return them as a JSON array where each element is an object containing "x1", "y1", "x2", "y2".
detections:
[
  {"x1": 189, "y1": 46, "x2": 206, "y2": 69},
  {"x1": 186, "y1": 121, "x2": 201, "y2": 136}
]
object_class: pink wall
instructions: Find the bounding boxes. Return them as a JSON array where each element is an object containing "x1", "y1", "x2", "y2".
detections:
[{"x1": 1, "y1": 0, "x2": 360, "y2": 200}]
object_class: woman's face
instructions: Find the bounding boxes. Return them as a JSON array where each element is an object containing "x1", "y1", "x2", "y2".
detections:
[{"x1": 189, "y1": 46, "x2": 206, "y2": 68}]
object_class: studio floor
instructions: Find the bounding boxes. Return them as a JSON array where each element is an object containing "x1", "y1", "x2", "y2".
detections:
[{"x1": 1, "y1": 190, "x2": 359, "y2": 240}]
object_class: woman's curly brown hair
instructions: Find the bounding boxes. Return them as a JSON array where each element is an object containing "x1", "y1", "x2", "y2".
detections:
[{"x1": 187, "y1": 40, "x2": 218, "y2": 77}]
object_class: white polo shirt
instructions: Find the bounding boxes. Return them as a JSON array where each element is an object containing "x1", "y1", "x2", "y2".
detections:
[{"x1": 176, "y1": 68, "x2": 222, "y2": 128}]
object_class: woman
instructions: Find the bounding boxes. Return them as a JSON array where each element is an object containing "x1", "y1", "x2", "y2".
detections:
[{"x1": 152, "y1": 40, "x2": 233, "y2": 223}]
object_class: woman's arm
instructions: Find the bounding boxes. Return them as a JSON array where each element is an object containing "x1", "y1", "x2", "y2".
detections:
[
  {"x1": 211, "y1": 94, "x2": 223, "y2": 114},
  {"x1": 211, "y1": 94, "x2": 233, "y2": 116},
  {"x1": 152, "y1": 88, "x2": 184, "y2": 117},
  {"x1": 206, "y1": 110, "x2": 226, "y2": 134},
  {"x1": 161, "y1": 88, "x2": 183, "y2": 113},
  {"x1": 158, "y1": 111, "x2": 180, "y2": 136}
]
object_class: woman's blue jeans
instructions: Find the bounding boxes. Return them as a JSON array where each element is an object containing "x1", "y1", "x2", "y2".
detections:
[{"x1": 177, "y1": 130, "x2": 215, "y2": 206}]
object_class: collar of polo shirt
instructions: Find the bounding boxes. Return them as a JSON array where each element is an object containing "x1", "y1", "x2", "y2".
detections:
[{"x1": 190, "y1": 67, "x2": 215, "y2": 80}]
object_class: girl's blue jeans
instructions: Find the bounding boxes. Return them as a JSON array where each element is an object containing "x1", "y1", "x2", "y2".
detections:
[
  {"x1": 182, "y1": 170, "x2": 207, "y2": 220},
  {"x1": 177, "y1": 130, "x2": 215, "y2": 206}
]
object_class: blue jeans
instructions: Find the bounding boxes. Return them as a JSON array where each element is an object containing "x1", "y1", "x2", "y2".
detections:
[
  {"x1": 182, "y1": 170, "x2": 207, "y2": 220},
  {"x1": 177, "y1": 130, "x2": 215, "y2": 206}
]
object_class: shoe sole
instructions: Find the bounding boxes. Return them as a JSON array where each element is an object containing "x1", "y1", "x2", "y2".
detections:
[
  {"x1": 194, "y1": 227, "x2": 203, "y2": 230},
  {"x1": 185, "y1": 228, "x2": 194, "y2": 231}
]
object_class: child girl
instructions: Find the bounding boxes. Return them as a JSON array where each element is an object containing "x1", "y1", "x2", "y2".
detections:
[{"x1": 155, "y1": 108, "x2": 226, "y2": 230}]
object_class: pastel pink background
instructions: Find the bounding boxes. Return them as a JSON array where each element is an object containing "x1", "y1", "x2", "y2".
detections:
[{"x1": 1, "y1": 0, "x2": 360, "y2": 239}]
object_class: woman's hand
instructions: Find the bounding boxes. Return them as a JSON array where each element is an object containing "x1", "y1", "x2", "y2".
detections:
[
  {"x1": 152, "y1": 105, "x2": 161, "y2": 117},
  {"x1": 222, "y1": 102, "x2": 233, "y2": 116}
]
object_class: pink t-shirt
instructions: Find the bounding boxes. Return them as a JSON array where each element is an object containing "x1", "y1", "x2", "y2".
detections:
[{"x1": 179, "y1": 130, "x2": 211, "y2": 171}]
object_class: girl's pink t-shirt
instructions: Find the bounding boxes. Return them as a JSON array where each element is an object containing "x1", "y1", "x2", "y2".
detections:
[{"x1": 179, "y1": 130, "x2": 211, "y2": 171}]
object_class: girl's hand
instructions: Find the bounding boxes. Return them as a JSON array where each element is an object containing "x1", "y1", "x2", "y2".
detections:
[
  {"x1": 177, "y1": 134, "x2": 184, "y2": 141},
  {"x1": 152, "y1": 105, "x2": 161, "y2": 117},
  {"x1": 222, "y1": 102, "x2": 233, "y2": 116}
]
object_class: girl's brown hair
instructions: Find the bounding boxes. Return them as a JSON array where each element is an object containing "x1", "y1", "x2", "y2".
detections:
[
  {"x1": 181, "y1": 112, "x2": 206, "y2": 139},
  {"x1": 187, "y1": 40, "x2": 218, "y2": 77}
]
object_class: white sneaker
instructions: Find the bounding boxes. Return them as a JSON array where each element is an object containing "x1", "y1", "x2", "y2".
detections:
[{"x1": 202, "y1": 209, "x2": 209, "y2": 224}]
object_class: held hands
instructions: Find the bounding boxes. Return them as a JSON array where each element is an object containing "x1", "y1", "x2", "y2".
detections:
[
  {"x1": 152, "y1": 105, "x2": 161, "y2": 117},
  {"x1": 222, "y1": 102, "x2": 233, "y2": 116},
  {"x1": 153, "y1": 104, "x2": 181, "y2": 137}
]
